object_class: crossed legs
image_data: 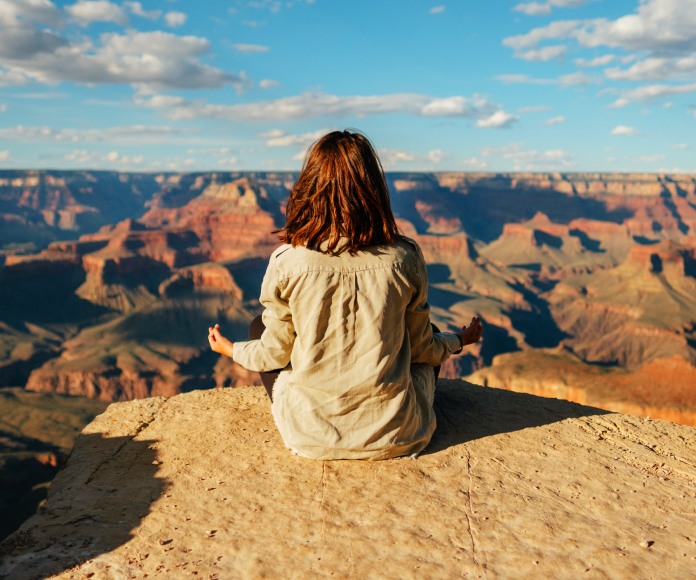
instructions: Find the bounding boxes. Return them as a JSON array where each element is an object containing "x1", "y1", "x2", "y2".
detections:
[{"x1": 248, "y1": 315, "x2": 441, "y2": 402}]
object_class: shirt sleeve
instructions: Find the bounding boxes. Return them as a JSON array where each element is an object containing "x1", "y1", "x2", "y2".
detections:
[
  {"x1": 406, "y1": 243, "x2": 461, "y2": 366},
  {"x1": 232, "y1": 258, "x2": 295, "y2": 373}
]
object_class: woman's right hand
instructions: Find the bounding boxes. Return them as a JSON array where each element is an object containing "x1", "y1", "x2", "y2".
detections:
[
  {"x1": 459, "y1": 316, "x2": 483, "y2": 346},
  {"x1": 208, "y1": 324, "x2": 235, "y2": 358}
]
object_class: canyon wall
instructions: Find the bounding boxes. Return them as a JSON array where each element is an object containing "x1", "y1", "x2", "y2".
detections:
[{"x1": 1, "y1": 170, "x2": 694, "y2": 424}]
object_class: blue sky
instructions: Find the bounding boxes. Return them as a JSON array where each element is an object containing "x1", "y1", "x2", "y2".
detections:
[{"x1": 0, "y1": 0, "x2": 695, "y2": 172}]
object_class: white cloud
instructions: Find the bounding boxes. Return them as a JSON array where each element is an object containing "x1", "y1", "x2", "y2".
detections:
[
  {"x1": 136, "y1": 91, "x2": 513, "y2": 123},
  {"x1": 609, "y1": 82, "x2": 696, "y2": 107},
  {"x1": 0, "y1": 149, "x2": 9, "y2": 161},
  {"x1": 513, "y1": 0, "x2": 586, "y2": 16},
  {"x1": 246, "y1": 0, "x2": 315, "y2": 12},
  {"x1": 260, "y1": 128, "x2": 329, "y2": 147},
  {"x1": 574, "y1": 54, "x2": 615, "y2": 67},
  {"x1": 638, "y1": 153, "x2": 665, "y2": 162},
  {"x1": 671, "y1": 143, "x2": 689, "y2": 149},
  {"x1": 64, "y1": 149, "x2": 93, "y2": 163},
  {"x1": 259, "y1": 79, "x2": 281, "y2": 89},
  {"x1": 218, "y1": 156, "x2": 238, "y2": 166},
  {"x1": 186, "y1": 147, "x2": 233, "y2": 156},
  {"x1": 64, "y1": 149, "x2": 143, "y2": 165},
  {"x1": 66, "y1": 1, "x2": 128, "y2": 26},
  {"x1": 606, "y1": 56, "x2": 696, "y2": 82},
  {"x1": 507, "y1": 0, "x2": 696, "y2": 95},
  {"x1": 164, "y1": 11, "x2": 187, "y2": 27},
  {"x1": 125, "y1": 2, "x2": 161, "y2": 19},
  {"x1": 496, "y1": 74, "x2": 555, "y2": 85},
  {"x1": 371, "y1": 147, "x2": 450, "y2": 169},
  {"x1": 429, "y1": 5, "x2": 445, "y2": 14},
  {"x1": 0, "y1": 0, "x2": 64, "y2": 26},
  {"x1": 518, "y1": 44, "x2": 567, "y2": 61},
  {"x1": 497, "y1": 72, "x2": 597, "y2": 86},
  {"x1": 460, "y1": 156, "x2": 488, "y2": 170},
  {"x1": 379, "y1": 148, "x2": 417, "y2": 168},
  {"x1": 503, "y1": 20, "x2": 580, "y2": 51},
  {"x1": 610, "y1": 125, "x2": 638, "y2": 136},
  {"x1": 427, "y1": 149, "x2": 445, "y2": 163},
  {"x1": 0, "y1": 103, "x2": 6, "y2": 113},
  {"x1": 0, "y1": 28, "x2": 241, "y2": 90},
  {"x1": 518, "y1": 105, "x2": 552, "y2": 113},
  {"x1": 0, "y1": 124, "x2": 196, "y2": 143},
  {"x1": 233, "y1": 43, "x2": 270, "y2": 54},
  {"x1": 508, "y1": 1, "x2": 696, "y2": 53},
  {"x1": 557, "y1": 71, "x2": 599, "y2": 85},
  {"x1": 0, "y1": 4, "x2": 238, "y2": 90},
  {"x1": 481, "y1": 142, "x2": 574, "y2": 170},
  {"x1": 544, "y1": 115, "x2": 566, "y2": 125},
  {"x1": 476, "y1": 110, "x2": 518, "y2": 128},
  {"x1": 0, "y1": 68, "x2": 28, "y2": 86}
]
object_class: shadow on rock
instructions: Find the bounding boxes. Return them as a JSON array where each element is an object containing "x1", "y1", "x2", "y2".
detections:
[
  {"x1": 425, "y1": 379, "x2": 611, "y2": 455},
  {"x1": 0, "y1": 432, "x2": 167, "y2": 580}
]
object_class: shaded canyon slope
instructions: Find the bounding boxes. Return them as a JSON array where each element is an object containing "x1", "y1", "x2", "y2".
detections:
[{"x1": 1, "y1": 170, "x2": 695, "y2": 424}]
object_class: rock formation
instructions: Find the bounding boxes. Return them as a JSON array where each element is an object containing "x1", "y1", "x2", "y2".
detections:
[
  {"x1": 1, "y1": 382, "x2": 694, "y2": 578},
  {"x1": 1, "y1": 170, "x2": 695, "y2": 426}
]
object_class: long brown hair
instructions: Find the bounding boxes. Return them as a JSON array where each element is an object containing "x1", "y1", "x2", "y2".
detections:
[{"x1": 279, "y1": 130, "x2": 400, "y2": 254}]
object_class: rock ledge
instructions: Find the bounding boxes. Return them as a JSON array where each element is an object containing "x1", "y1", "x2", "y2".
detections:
[{"x1": 1, "y1": 381, "x2": 695, "y2": 579}]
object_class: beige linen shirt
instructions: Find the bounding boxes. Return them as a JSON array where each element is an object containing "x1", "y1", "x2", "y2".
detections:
[{"x1": 233, "y1": 237, "x2": 461, "y2": 460}]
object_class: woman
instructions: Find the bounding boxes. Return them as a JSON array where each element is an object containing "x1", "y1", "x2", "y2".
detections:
[{"x1": 208, "y1": 130, "x2": 482, "y2": 460}]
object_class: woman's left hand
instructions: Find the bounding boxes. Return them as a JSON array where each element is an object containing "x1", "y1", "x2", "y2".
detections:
[
  {"x1": 459, "y1": 316, "x2": 483, "y2": 346},
  {"x1": 208, "y1": 324, "x2": 234, "y2": 358}
]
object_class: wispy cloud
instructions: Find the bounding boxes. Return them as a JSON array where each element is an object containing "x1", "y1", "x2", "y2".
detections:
[
  {"x1": 125, "y1": 2, "x2": 162, "y2": 19},
  {"x1": 136, "y1": 91, "x2": 516, "y2": 125},
  {"x1": 378, "y1": 147, "x2": 448, "y2": 169},
  {"x1": 476, "y1": 110, "x2": 518, "y2": 128},
  {"x1": 0, "y1": 124, "x2": 197, "y2": 143},
  {"x1": 574, "y1": 54, "x2": 615, "y2": 67},
  {"x1": 544, "y1": 115, "x2": 566, "y2": 125},
  {"x1": 429, "y1": 6, "x2": 445, "y2": 15},
  {"x1": 496, "y1": 72, "x2": 597, "y2": 86},
  {"x1": 260, "y1": 128, "x2": 329, "y2": 147},
  {"x1": 233, "y1": 43, "x2": 270, "y2": 53},
  {"x1": 259, "y1": 79, "x2": 281, "y2": 89},
  {"x1": 517, "y1": 45, "x2": 567, "y2": 62},
  {"x1": 482, "y1": 142, "x2": 574, "y2": 170},
  {"x1": 64, "y1": 149, "x2": 144, "y2": 166},
  {"x1": 165, "y1": 11, "x2": 187, "y2": 27},
  {"x1": 609, "y1": 82, "x2": 696, "y2": 108},
  {"x1": 513, "y1": 0, "x2": 586, "y2": 16},
  {"x1": 610, "y1": 125, "x2": 638, "y2": 136}
]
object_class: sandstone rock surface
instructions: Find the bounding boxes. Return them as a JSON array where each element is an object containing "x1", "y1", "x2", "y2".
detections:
[{"x1": 2, "y1": 381, "x2": 695, "y2": 579}]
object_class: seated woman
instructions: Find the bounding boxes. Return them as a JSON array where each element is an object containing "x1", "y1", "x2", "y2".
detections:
[{"x1": 208, "y1": 130, "x2": 482, "y2": 460}]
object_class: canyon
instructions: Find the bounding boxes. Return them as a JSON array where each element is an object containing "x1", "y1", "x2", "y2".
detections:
[{"x1": 1, "y1": 170, "x2": 695, "y2": 425}]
